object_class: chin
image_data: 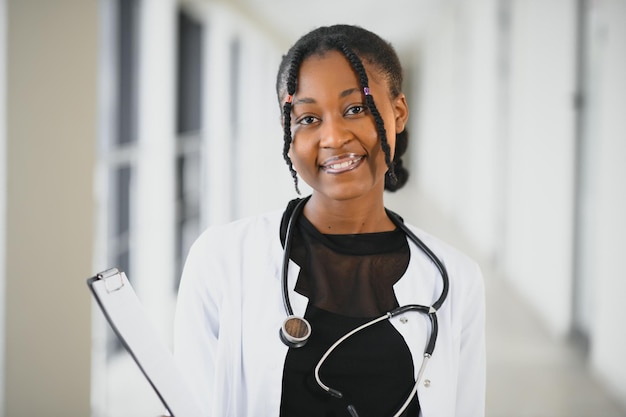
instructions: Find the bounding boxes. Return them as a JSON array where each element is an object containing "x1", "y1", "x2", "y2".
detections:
[{"x1": 315, "y1": 181, "x2": 383, "y2": 202}]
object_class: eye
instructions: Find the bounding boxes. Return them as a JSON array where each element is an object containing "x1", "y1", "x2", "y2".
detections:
[
  {"x1": 296, "y1": 115, "x2": 319, "y2": 126},
  {"x1": 345, "y1": 105, "x2": 367, "y2": 116}
]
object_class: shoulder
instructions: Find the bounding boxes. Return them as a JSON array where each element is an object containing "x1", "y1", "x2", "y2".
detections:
[
  {"x1": 180, "y1": 209, "x2": 284, "y2": 289},
  {"x1": 405, "y1": 223, "x2": 483, "y2": 292},
  {"x1": 183, "y1": 210, "x2": 284, "y2": 275},
  {"x1": 191, "y1": 209, "x2": 283, "y2": 252},
  {"x1": 405, "y1": 224, "x2": 478, "y2": 267}
]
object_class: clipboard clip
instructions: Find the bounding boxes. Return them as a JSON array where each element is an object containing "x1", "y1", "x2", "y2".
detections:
[{"x1": 97, "y1": 267, "x2": 125, "y2": 293}]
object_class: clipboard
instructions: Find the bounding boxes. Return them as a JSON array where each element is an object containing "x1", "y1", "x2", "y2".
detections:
[{"x1": 87, "y1": 268, "x2": 203, "y2": 417}]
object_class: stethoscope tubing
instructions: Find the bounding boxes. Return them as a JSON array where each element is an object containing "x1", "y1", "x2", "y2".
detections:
[
  {"x1": 385, "y1": 208, "x2": 450, "y2": 312},
  {"x1": 280, "y1": 196, "x2": 449, "y2": 417},
  {"x1": 314, "y1": 313, "x2": 390, "y2": 398},
  {"x1": 281, "y1": 196, "x2": 309, "y2": 316}
]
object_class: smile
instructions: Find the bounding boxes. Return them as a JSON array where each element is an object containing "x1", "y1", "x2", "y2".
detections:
[{"x1": 320, "y1": 153, "x2": 365, "y2": 174}]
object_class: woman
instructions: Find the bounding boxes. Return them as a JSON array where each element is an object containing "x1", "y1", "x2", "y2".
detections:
[{"x1": 174, "y1": 24, "x2": 485, "y2": 417}]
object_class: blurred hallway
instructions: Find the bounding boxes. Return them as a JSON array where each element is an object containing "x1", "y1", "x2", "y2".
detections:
[
  {"x1": 3, "y1": 0, "x2": 626, "y2": 415},
  {"x1": 485, "y1": 271, "x2": 626, "y2": 417},
  {"x1": 386, "y1": 189, "x2": 626, "y2": 417}
]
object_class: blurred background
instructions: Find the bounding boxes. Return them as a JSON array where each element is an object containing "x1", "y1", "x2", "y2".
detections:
[{"x1": 1, "y1": 0, "x2": 625, "y2": 416}]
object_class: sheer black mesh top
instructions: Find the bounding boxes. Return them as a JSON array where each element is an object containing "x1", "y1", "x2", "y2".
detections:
[{"x1": 279, "y1": 200, "x2": 420, "y2": 417}]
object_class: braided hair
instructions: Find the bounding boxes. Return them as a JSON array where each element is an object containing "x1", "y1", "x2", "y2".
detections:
[{"x1": 276, "y1": 24, "x2": 409, "y2": 193}]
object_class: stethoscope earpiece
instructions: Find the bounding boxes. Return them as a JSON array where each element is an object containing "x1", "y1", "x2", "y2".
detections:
[{"x1": 279, "y1": 315, "x2": 311, "y2": 348}]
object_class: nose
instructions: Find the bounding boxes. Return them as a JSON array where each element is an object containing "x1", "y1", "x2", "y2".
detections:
[{"x1": 319, "y1": 115, "x2": 352, "y2": 148}]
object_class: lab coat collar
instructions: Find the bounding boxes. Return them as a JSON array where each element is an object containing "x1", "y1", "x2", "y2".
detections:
[
  {"x1": 394, "y1": 231, "x2": 443, "y2": 306},
  {"x1": 271, "y1": 221, "x2": 443, "y2": 319}
]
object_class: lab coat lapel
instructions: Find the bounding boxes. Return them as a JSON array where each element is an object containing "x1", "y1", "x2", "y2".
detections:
[
  {"x1": 393, "y1": 234, "x2": 441, "y2": 308},
  {"x1": 286, "y1": 259, "x2": 308, "y2": 316},
  {"x1": 391, "y1": 237, "x2": 441, "y2": 381},
  {"x1": 270, "y1": 237, "x2": 308, "y2": 318}
]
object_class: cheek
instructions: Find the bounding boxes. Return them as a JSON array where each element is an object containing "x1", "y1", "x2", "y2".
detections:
[
  {"x1": 288, "y1": 136, "x2": 312, "y2": 171},
  {"x1": 287, "y1": 142, "x2": 298, "y2": 168}
]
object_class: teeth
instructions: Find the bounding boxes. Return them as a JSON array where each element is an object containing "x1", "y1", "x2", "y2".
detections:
[
  {"x1": 324, "y1": 156, "x2": 363, "y2": 170},
  {"x1": 329, "y1": 160, "x2": 355, "y2": 169},
  {"x1": 322, "y1": 155, "x2": 364, "y2": 172}
]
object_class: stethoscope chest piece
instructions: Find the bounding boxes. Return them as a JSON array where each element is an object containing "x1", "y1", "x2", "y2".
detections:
[
  {"x1": 280, "y1": 315, "x2": 311, "y2": 348},
  {"x1": 278, "y1": 197, "x2": 450, "y2": 417}
]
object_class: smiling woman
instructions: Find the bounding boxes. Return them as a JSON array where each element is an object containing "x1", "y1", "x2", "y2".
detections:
[
  {"x1": 284, "y1": 49, "x2": 408, "y2": 216},
  {"x1": 174, "y1": 24, "x2": 486, "y2": 417}
]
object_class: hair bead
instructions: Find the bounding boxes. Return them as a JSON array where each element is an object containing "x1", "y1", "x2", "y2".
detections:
[
  {"x1": 363, "y1": 87, "x2": 371, "y2": 96},
  {"x1": 285, "y1": 95, "x2": 293, "y2": 104}
]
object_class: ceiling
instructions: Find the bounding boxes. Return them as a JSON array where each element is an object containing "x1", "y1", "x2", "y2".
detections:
[{"x1": 226, "y1": 0, "x2": 449, "y2": 56}]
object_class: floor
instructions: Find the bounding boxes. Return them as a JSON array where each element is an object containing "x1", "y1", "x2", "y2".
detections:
[
  {"x1": 484, "y1": 266, "x2": 625, "y2": 417},
  {"x1": 103, "y1": 191, "x2": 626, "y2": 417}
]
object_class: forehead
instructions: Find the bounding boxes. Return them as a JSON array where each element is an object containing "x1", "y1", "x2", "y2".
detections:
[{"x1": 295, "y1": 50, "x2": 383, "y2": 95}]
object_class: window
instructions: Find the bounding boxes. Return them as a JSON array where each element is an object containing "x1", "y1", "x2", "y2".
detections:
[
  {"x1": 102, "y1": 0, "x2": 140, "y2": 355},
  {"x1": 174, "y1": 10, "x2": 203, "y2": 287},
  {"x1": 108, "y1": 0, "x2": 139, "y2": 276}
]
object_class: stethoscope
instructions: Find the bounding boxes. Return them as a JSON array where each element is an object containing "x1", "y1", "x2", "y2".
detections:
[{"x1": 279, "y1": 197, "x2": 450, "y2": 417}]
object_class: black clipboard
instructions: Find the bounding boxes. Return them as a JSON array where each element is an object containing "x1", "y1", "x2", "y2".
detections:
[{"x1": 87, "y1": 268, "x2": 203, "y2": 417}]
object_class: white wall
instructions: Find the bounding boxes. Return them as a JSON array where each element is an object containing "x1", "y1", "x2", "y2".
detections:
[
  {"x1": 197, "y1": 2, "x2": 293, "y2": 226},
  {"x1": 234, "y1": 22, "x2": 298, "y2": 217},
  {"x1": 414, "y1": 0, "x2": 577, "y2": 335},
  {"x1": 414, "y1": 0, "x2": 626, "y2": 406},
  {"x1": 0, "y1": 0, "x2": 6, "y2": 415},
  {"x1": 503, "y1": 0, "x2": 578, "y2": 336},
  {"x1": 5, "y1": 1, "x2": 97, "y2": 415},
  {"x1": 586, "y1": 0, "x2": 626, "y2": 406},
  {"x1": 134, "y1": 0, "x2": 177, "y2": 335},
  {"x1": 412, "y1": 0, "x2": 500, "y2": 261},
  {"x1": 455, "y1": 0, "x2": 500, "y2": 261},
  {"x1": 200, "y1": 3, "x2": 236, "y2": 225},
  {"x1": 413, "y1": 4, "x2": 466, "y2": 226}
]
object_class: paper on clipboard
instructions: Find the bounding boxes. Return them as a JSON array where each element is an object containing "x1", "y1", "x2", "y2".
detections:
[{"x1": 87, "y1": 268, "x2": 203, "y2": 417}]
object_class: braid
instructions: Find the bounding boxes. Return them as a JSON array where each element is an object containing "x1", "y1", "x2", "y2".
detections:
[
  {"x1": 281, "y1": 49, "x2": 305, "y2": 194},
  {"x1": 385, "y1": 129, "x2": 409, "y2": 191},
  {"x1": 337, "y1": 43, "x2": 397, "y2": 185},
  {"x1": 282, "y1": 102, "x2": 299, "y2": 194}
]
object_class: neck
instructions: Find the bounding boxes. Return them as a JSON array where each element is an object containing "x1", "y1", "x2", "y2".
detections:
[{"x1": 303, "y1": 193, "x2": 395, "y2": 234}]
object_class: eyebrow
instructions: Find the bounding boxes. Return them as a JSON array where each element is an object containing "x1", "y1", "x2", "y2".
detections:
[{"x1": 293, "y1": 87, "x2": 361, "y2": 105}]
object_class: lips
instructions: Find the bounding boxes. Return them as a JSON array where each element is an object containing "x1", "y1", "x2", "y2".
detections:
[{"x1": 320, "y1": 153, "x2": 365, "y2": 174}]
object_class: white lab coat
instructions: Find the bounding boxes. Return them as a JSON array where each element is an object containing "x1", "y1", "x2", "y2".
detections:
[{"x1": 174, "y1": 208, "x2": 486, "y2": 417}]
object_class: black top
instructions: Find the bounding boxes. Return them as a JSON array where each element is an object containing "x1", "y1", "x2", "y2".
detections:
[{"x1": 279, "y1": 200, "x2": 420, "y2": 417}]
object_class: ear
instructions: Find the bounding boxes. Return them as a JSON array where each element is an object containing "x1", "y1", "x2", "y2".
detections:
[{"x1": 393, "y1": 93, "x2": 409, "y2": 133}]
